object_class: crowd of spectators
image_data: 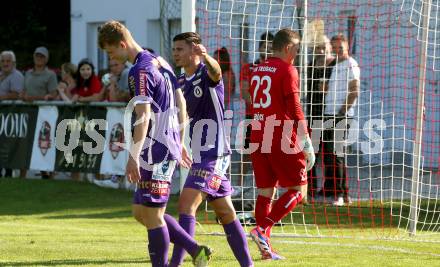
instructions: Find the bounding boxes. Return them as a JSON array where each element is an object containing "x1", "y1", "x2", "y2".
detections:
[
  {"x1": 1, "y1": 46, "x2": 131, "y2": 104},
  {"x1": 0, "y1": 46, "x2": 131, "y2": 184}
]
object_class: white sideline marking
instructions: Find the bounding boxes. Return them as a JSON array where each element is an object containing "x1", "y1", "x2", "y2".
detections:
[{"x1": 275, "y1": 240, "x2": 440, "y2": 257}]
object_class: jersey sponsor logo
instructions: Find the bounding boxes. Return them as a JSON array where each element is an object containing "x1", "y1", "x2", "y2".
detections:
[
  {"x1": 109, "y1": 123, "x2": 124, "y2": 159},
  {"x1": 208, "y1": 174, "x2": 222, "y2": 190},
  {"x1": 192, "y1": 78, "x2": 201, "y2": 86},
  {"x1": 138, "y1": 181, "x2": 169, "y2": 196},
  {"x1": 139, "y1": 70, "x2": 148, "y2": 96},
  {"x1": 150, "y1": 181, "x2": 169, "y2": 196},
  {"x1": 152, "y1": 160, "x2": 176, "y2": 181},
  {"x1": 193, "y1": 85, "x2": 203, "y2": 98},
  {"x1": 38, "y1": 121, "x2": 51, "y2": 156},
  {"x1": 189, "y1": 168, "x2": 210, "y2": 179},
  {"x1": 256, "y1": 66, "x2": 277, "y2": 73}
]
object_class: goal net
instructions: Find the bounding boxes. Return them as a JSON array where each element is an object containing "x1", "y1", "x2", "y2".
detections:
[
  {"x1": 156, "y1": 0, "x2": 440, "y2": 240},
  {"x1": 191, "y1": 0, "x2": 440, "y2": 240}
]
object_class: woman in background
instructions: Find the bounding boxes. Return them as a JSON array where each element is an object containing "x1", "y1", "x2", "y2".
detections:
[{"x1": 71, "y1": 58, "x2": 102, "y2": 102}]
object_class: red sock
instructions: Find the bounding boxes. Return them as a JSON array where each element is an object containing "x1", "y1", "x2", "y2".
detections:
[
  {"x1": 260, "y1": 190, "x2": 303, "y2": 230},
  {"x1": 255, "y1": 195, "x2": 272, "y2": 227}
]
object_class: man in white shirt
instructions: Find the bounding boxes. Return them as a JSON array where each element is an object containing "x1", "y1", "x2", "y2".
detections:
[
  {"x1": 0, "y1": 50, "x2": 24, "y2": 100},
  {"x1": 322, "y1": 33, "x2": 360, "y2": 206},
  {"x1": 0, "y1": 50, "x2": 24, "y2": 178}
]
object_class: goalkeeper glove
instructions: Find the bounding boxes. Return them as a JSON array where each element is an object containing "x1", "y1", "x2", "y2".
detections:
[{"x1": 302, "y1": 135, "x2": 315, "y2": 171}]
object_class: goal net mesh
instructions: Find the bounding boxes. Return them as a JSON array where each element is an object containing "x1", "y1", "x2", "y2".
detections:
[{"x1": 160, "y1": 0, "x2": 440, "y2": 240}]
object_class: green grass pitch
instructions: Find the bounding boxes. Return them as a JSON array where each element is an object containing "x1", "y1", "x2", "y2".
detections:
[{"x1": 0, "y1": 178, "x2": 439, "y2": 266}]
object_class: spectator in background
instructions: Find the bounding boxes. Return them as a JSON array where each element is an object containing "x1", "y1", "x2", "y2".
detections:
[
  {"x1": 92, "y1": 59, "x2": 130, "y2": 103},
  {"x1": 323, "y1": 33, "x2": 360, "y2": 206},
  {"x1": 0, "y1": 50, "x2": 24, "y2": 101},
  {"x1": 22, "y1": 46, "x2": 58, "y2": 101},
  {"x1": 306, "y1": 35, "x2": 336, "y2": 199},
  {"x1": 213, "y1": 47, "x2": 236, "y2": 109},
  {"x1": 20, "y1": 47, "x2": 58, "y2": 179},
  {"x1": 92, "y1": 63, "x2": 130, "y2": 188},
  {"x1": 108, "y1": 59, "x2": 130, "y2": 100},
  {"x1": 70, "y1": 58, "x2": 102, "y2": 102},
  {"x1": 0, "y1": 50, "x2": 24, "y2": 178},
  {"x1": 56, "y1": 62, "x2": 77, "y2": 102}
]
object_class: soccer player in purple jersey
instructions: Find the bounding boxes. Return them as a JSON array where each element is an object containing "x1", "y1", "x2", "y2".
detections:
[
  {"x1": 98, "y1": 21, "x2": 211, "y2": 267},
  {"x1": 170, "y1": 32, "x2": 253, "y2": 267}
]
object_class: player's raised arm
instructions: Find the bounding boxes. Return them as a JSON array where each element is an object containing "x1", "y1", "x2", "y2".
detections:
[{"x1": 193, "y1": 43, "x2": 222, "y2": 82}]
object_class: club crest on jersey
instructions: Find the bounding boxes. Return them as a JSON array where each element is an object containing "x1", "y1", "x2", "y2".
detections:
[
  {"x1": 194, "y1": 85, "x2": 203, "y2": 98},
  {"x1": 38, "y1": 121, "x2": 51, "y2": 156},
  {"x1": 109, "y1": 123, "x2": 125, "y2": 159}
]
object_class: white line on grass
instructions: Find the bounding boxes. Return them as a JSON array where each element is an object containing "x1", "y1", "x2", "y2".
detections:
[{"x1": 275, "y1": 240, "x2": 440, "y2": 257}]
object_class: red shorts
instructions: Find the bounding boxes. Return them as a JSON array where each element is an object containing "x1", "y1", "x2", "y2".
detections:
[{"x1": 251, "y1": 149, "x2": 307, "y2": 188}]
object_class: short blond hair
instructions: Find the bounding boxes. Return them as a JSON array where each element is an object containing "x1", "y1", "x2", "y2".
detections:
[
  {"x1": 61, "y1": 62, "x2": 77, "y2": 77},
  {"x1": 98, "y1": 20, "x2": 131, "y2": 49},
  {"x1": 272, "y1": 29, "x2": 301, "y2": 51}
]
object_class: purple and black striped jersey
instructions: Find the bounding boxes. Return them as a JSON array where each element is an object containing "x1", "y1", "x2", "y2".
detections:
[
  {"x1": 128, "y1": 50, "x2": 181, "y2": 164},
  {"x1": 177, "y1": 63, "x2": 231, "y2": 161}
]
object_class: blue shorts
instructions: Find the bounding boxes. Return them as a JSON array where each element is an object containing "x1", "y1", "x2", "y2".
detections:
[
  {"x1": 184, "y1": 155, "x2": 233, "y2": 202},
  {"x1": 133, "y1": 160, "x2": 177, "y2": 207}
]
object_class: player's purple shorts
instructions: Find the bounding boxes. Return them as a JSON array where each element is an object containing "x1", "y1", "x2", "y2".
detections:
[
  {"x1": 133, "y1": 160, "x2": 177, "y2": 207},
  {"x1": 184, "y1": 155, "x2": 233, "y2": 201}
]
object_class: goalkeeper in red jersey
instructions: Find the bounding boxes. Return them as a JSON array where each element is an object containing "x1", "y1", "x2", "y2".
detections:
[{"x1": 248, "y1": 28, "x2": 315, "y2": 260}]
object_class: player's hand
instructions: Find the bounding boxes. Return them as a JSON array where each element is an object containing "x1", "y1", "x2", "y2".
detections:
[
  {"x1": 44, "y1": 94, "x2": 53, "y2": 101},
  {"x1": 192, "y1": 43, "x2": 207, "y2": 58},
  {"x1": 126, "y1": 155, "x2": 141, "y2": 183},
  {"x1": 180, "y1": 146, "x2": 192, "y2": 169},
  {"x1": 302, "y1": 135, "x2": 315, "y2": 171}
]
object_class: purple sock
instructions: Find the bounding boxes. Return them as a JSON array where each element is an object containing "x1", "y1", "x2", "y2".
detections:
[
  {"x1": 223, "y1": 219, "x2": 253, "y2": 267},
  {"x1": 169, "y1": 214, "x2": 196, "y2": 266},
  {"x1": 164, "y1": 214, "x2": 198, "y2": 266},
  {"x1": 147, "y1": 226, "x2": 170, "y2": 267}
]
